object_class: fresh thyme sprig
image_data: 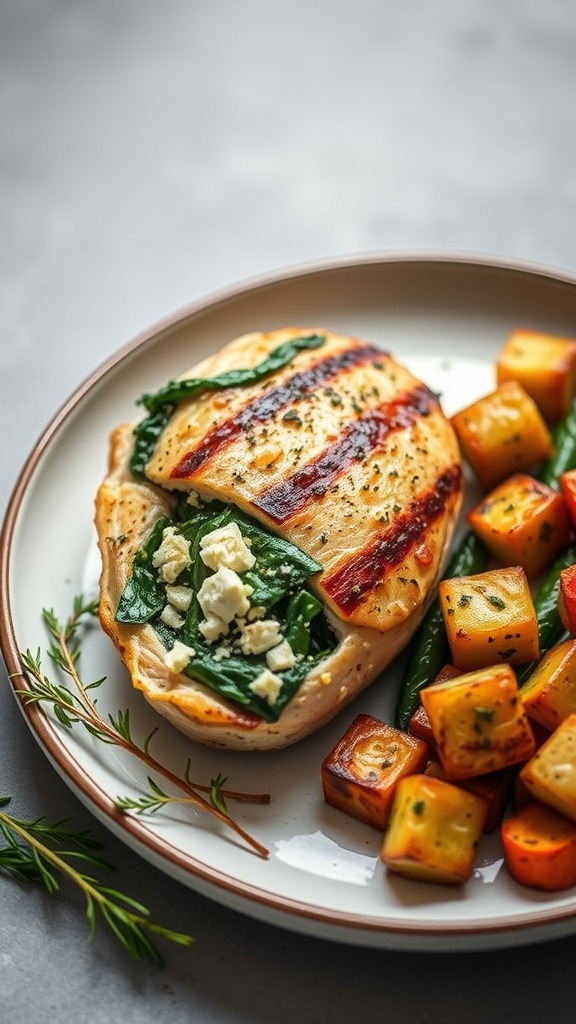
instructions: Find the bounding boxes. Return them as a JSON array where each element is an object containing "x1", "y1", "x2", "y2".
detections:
[
  {"x1": 15, "y1": 596, "x2": 270, "y2": 858},
  {"x1": 0, "y1": 795, "x2": 193, "y2": 964}
]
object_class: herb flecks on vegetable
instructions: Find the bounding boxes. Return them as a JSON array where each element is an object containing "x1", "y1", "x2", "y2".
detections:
[
  {"x1": 130, "y1": 333, "x2": 326, "y2": 478},
  {"x1": 0, "y1": 795, "x2": 193, "y2": 965},
  {"x1": 116, "y1": 504, "x2": 337, "y2": 722},
  {"x1": 15, "y1": 598, "x2": 270, "y2": 858}
]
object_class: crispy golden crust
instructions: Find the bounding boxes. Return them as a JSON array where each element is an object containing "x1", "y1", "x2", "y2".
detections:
[{"x1": 95, "y1": 327, "x2": 462, "y2": 750}]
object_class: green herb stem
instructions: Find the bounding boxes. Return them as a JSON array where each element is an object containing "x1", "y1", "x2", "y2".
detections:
[
  {"x1": 0, "y1": 800, "x2": 193, "y2": 964},
  {"x1": 16, "y1": 598, "x2": 269, "y2": 859}
]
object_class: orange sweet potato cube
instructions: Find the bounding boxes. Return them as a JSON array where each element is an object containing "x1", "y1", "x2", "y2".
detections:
[
  {"x1": 521, "y1": 639, "x2": 576, "y2": 731},
  {"x1": 420, "y1": 662, "x2": 536, "y2": 781},
  {"x1": 501, "y1": 801, "x2": 576, "y2": 892},
  {"x1": 496, "y1": 328, "x2": 576, "y2": 421},
  {"x1": 451, "y1": 381, "x2": 552, "y2": 490},
  {"x1": 380, "y1": 774, "x2": 487, "y2": 884},
  {"x1": 467, "y1": 473, "x2": 571, "y2": 578},
  {"x1": 438, "y1": 566, "x2": 539, "y2": 671},
  {"x1": 519, "y1": 713, "x2": 576, "y2": 822},
  {"x1": 321, "y1": 714, "x2": 429, "y2": 830}
]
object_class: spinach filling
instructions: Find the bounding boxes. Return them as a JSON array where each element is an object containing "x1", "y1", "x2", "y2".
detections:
[
  {"x1": 130, "y1": 332, "x2": 326, "y2": 478},
  {"x1": 116, "y1": 501, "x2": 337, "y2": 722}
]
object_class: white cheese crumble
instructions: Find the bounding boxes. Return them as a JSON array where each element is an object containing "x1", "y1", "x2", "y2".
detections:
[
  {"x1": 160, "y1": 604, "x2": 185, "y2": 630},
  {"x1": 239, "y1": 619, "x2": 283, "y2": 656},
  {"x1": 152, "y1": 526, "x2": 192, "y2": 583},
  {"x1": 164, "y1": 640, "x2": 196, "y2": 674},
  {"x1": 197, "y1": 566, "x2": 253, "y2": 624},
  {"x1": 249, "y1": 668, "x2": 283, "y2": 706},
  {"x1": 199, "y1": 522, "x2": 256, "y2": 573},
  {"x1": 199, "y1": 613, "x2": 229, "y2": 643},
  {"x1": 165, "y1": 584, "x2": 193, "y2": 612},
  {"x1": 247, "y1": 605, "x2": 266, "y2": 621},
  {"x1": 186, "y1": 490, "x2": 203, "y2": 508},
  {"x1": 266, "y1": 638, "x2": 296, "y2": 672}
]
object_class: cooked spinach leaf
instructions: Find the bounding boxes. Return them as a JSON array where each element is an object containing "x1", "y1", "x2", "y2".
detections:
[
  {"x1": 115, "y1": 501, "x2": 335, "y2": 720},
  {"x1": 130, "y1": 333, "x2": 325, "y2": 478},
  {"x1": 115, "y1": 517, "x2": 170, "y2": 623}
]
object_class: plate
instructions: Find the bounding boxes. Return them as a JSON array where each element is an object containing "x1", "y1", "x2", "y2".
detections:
[{"x1": 3, "y1": 253, "x2": 576, "y2": 952}]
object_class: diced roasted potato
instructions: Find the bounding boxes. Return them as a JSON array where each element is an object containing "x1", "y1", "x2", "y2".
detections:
[
  {"x1": 501, "y1": 801, "x2": 576, "y2": 891},
  {"x1": 496, "y1": 328, "x2": 576, "y2": 421},
  {"x1": 420, "y1": 663, "x2": 536, "y2": 781},
  {"x1": 380, "y1": 774, "x2": 487, "y2": 884},
  {"x1": 408, "y1": 664, "x2": 461, "y2": 747},
  {"x1": 321, "y1": 714, "x2": 429, "y2": 830},
  {"x1": 451, "y1": 381, "x2": 552, "y2": 490},
  {"x1": 438, "y1": 566, "x2": 539, "y2": 671},
  {"x1": 425, "y1": 758, "x2": 512, "y2": 833},
  {"x1": 521, "y1": 639, "x2": 576, "y2": 731},
  {"x1": 520, "y1": 713, "x2": 576, "y2": 821},
  {"x1": 558, "y1": 565, "x2": 576, "y2": 635},
  {"x1": 467, "y1": 473, "x2": 571, "y2": 579}
]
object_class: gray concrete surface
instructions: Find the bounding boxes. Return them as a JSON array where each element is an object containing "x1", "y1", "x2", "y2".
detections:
[{"x1": 2, "y1": 1, "x2": 576, "y2": 1021}]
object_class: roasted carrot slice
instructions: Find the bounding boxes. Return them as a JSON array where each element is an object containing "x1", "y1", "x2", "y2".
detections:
[{"x1": 501, "y1": 801, "x2": 576, "y2": 891}]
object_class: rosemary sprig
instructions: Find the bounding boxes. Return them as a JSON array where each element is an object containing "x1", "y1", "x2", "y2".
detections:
[
  {"x1": 15, "y1": 596, "x2": 269, "y2": 858},
  {"x1": 0, "y1": 795, "x2": 193, "y2": 964}
]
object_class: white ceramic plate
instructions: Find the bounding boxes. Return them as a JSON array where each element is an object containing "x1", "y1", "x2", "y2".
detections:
[{"x1": 3, "y1": 254, "x2": 576, "y2": 952}]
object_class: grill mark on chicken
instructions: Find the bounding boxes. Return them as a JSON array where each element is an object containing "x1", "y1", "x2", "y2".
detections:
[
  {"x1": 322, "y1": 464, "x2": 462, "y2": 614},
  {"x1": 168, "y1": 343, "x2": 384, "y2": 479},
  {"x1": 251, "y1": 384, "x2": 437, "y2": 524}
]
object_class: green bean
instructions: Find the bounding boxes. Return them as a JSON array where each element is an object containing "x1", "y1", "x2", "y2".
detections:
[
  {"x1": 516, "y1": 543, "x2": 576, "y2": 685},
  {"x1": 393, "y1": 532, "x2": 489, "y2": 730},
  {"x1": 394, "y1": 392, "x2": 576, "y2": 729},
  {"x1": 539, "y1": 396, "x2": 576, "y2": 488}
]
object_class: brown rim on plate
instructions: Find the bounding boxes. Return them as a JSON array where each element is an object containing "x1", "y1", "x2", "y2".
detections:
[{"x1": 3, "y1": 251, "x2": 576, "y2": 948}]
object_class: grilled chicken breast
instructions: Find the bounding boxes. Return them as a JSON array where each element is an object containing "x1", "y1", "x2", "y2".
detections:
[{"x1": 96, "y1": 327, "x2": 463, "y2": 749}]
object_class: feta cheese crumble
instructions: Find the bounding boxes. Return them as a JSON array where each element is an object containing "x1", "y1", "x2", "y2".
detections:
[
  {"x1": 239, "y1": 618, "x2": 283, "y2": 656},
  {"x1": 197, "y1": 566, "x2": 253, "y2": 628},
  {"x1": 199, "y1": 613, "x2": 229, "y2": 643},
  {"x1": 152, "y1": 526, "x2": 192, "y2": 583},
  {"x1": 164, "y1": 640, "x2": 196, "y2": 674},
  {"x1": 199, "y1": 522, "x2": 256, "y2": 573},
  {"x1": 160, "y1": 604, "x2": 185, "y2": 630},
  {"x1": 266, "y1": 638, "x2": 296, "y2": 672},
  {"x1": 165, "y1": 584, "x2": 193, "y2": 612},
  {"x1": 249, "y1": 668, "x2": 283, "y2": 706}
]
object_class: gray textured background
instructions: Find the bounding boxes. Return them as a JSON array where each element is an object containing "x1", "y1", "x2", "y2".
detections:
[{"x1": 2, "y1": 1, "x2": 576, "y2": 1021}]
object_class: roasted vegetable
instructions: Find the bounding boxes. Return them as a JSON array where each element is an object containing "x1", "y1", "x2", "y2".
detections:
[
  {"x1": 501, "y1": 801, "x2": 576, "y2": 891},
  {"x1": 467, "y1": 473, "x2": 571, "y2": 579},
  {"x1": 558, "y1": 564, "x2": 576, "y2": 634},
  {"x1": 380, "y1": 774, "x2": 487, "y2": 884},
  {"x1": 521, "y1": 639, "x2": 576, "y2": 731},
  {"x1": 424, "y1": 759, "x2": 512, "y2": 834},
  {"x1": 520, "y1": 713, "x2": 576, "y2": 821},
  {"x1": 516, "y1": 544, "x2": 576, "y2": 686},
  {"x1": 450, "y1": 381, "x2": 552, "y2": 490},
  {"x1": 420, "y1": 662, "x2": 536, "y2": 781},
  {"x1": 438, "y1": 565, "x2": 539, "y2": 671},
  {"x1": 496, "y1": 328, "x2": 576, "y2": 422},
  {"x1": 394, "y1": 532, "x2": 489, "y2": 729},
  {"x1": 539, "y1": 398, "x2": 576, "y2": 489},
  {"x1": 321, "y1": 714, "x2": 428, "y2": 830},
  {"x1": 559, "y1": 467, "x2": 576, "y2": 521}
]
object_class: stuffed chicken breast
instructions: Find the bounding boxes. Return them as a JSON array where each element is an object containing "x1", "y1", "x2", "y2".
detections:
[{"x1": 96, "y1": 327, "x2": 463, "y2": 749}]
